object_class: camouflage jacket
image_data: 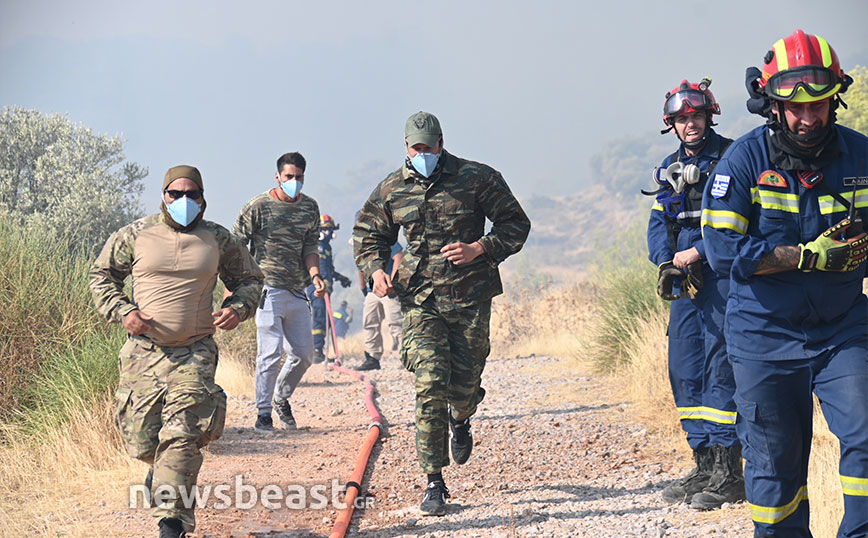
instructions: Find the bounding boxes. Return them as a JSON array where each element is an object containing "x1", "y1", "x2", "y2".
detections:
[
  {"x1": 353, "y1": 149, "x2": 530, "y2": 308},
  {"x1": 89, "y1": 213, "x2": 263, "y2": 347},
  {"x1": 232, "y1": 191, "x2": 320, "y2": 292}
]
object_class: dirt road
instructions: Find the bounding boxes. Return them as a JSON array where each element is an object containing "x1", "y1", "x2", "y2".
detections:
[{"x1": 100, "y1": 353, "x2": 752, "y2": 537}]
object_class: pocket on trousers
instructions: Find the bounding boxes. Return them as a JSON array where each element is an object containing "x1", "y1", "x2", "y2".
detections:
[
  {"x1": 733, "y1": 393, "x2": 774, "y2": 475},
  {"x1": 199, "y1": 382, "x2": 227, "y2": 446}
]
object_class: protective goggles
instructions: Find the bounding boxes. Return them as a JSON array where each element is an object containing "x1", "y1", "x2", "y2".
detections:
[
  {"x1": 765, "y1": 66, "x2": 840, "y2": 101},
  {"x1": 663, "y1": 90, "x2": 714, "y2": 118},
  {"x1": 165, "y1": 189, "x2": 204, "y2": 200}
]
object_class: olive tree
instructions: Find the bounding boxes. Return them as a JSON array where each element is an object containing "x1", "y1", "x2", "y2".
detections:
[
  {"x1": 839, "y1": 65, "x2": 868, "y2": 136},
  {"x1": 0, "y1": 106, "x2": 147, "y2": 254}
]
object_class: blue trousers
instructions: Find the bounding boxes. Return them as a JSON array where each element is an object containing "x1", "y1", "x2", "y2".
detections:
[
  {"x1": 305, "y1": 285, "x2": 327, "y2": 351},
  {"x1": 667, "y1": 275, "x2": 738, "y2": 449},
  {"x1": 730, "y1": 341, "x2": 868, "y2": 538}
]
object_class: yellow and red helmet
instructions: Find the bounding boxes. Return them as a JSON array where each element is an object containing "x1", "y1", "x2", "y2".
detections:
[
  {"x1": 759, "y1": 30, "x2": 848, "y2": 103},
  {"x1": 320, "y1": 214, "x2": 338, "y2": 230},
  {"x1": 663, "y1": 78, "x2": 721, "y2": 125}
]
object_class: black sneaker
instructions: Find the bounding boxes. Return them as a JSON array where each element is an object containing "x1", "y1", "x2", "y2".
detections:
[
  {"x1": 450, "y1": 416, "x2": 473, "y2": 464},
  {"x1": 356, "y1": 352, "x2": 381, "y2": 371},
  {"x1": 312, "y1": 348, "x2": 325, "y2": 364},
  {"x1": 254, "y1": 414, "x2": 274, "y2": 432},
  {"x1": 158, "y1": 517, "x2": 186, "y2": 538},
  {"x1": 419, "y1": 480, "x2": 450, "y2": 516},
  {"x1": 274, "y1": 399, "x2": 297, "y2": 429}
]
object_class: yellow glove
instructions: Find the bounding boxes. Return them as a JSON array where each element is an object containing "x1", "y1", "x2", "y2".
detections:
[{"x1": 798, "y1": 218, "x2": 868, "y2": 272}]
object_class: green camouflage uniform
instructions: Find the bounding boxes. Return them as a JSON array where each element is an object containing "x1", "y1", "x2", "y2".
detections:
[
  {"x1": 90, "y1": 213, "x2": 263, "y2": 532},
  {"x1": 354, "y1": 149, "x2": 530, "y2": 473}
]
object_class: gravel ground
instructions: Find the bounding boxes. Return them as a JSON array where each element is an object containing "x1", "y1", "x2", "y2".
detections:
[{"x1": 97, "y1": 352, "x2": 753, "y2": 537}]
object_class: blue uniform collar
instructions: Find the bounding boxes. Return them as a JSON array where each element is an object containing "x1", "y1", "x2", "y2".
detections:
[{"x1": 678, "y1": 129, "x2": 724, "y2": 162}]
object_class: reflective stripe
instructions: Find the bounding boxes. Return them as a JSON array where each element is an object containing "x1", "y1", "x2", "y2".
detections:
[
  {"x1": 312, "y1": 329, "x2": 325, "y2": 335},
  {"x1": 701, "y1": 209, "x2": 749, "y2": 234},
  {"x1": 652, "y1": 202, "x2": 664, "y2": 212},
  {"x1": 752, "y1": 187, "x2": 799, "y2": 212},
  {"x1": 841, "y1": 475, "x2": 868, "y2": 496},
  {"x1": 677, "y1": 406, "x2": 738, "y2": 425},
  {"x1": 750, "y1": 485, "x2": 809, "y2": 524},
  {"x1": 333, "y1": 312, "x2": 344, "y2": 319},
  {"x1": 774, "y1": 39, "x2": 789, "y2": 71},
  {"x1": 817, "y1": 35, "x2": 832, "y2": 68},
  {"x1": 677, "y1": 209, "x2": 702, "y2": 219},
  {"x1": 818, "y1": 188, "x2": 868, "y2": 215}
]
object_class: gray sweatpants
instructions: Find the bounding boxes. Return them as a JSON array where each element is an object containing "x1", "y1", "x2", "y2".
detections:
[{"x1": 254, "y1": 285, "x2": 313, "y2": 414}]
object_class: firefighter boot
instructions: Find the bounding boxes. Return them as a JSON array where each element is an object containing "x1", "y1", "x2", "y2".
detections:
[
  {"x1": 690, "y1": 445, "x2": 746, "y2": 510},
  {"x1": 158, "y1": 517, "x2": 186, "y2": 538},
  {"x1": 662, "y1": 446, "x2": 713, "y2": 503}
]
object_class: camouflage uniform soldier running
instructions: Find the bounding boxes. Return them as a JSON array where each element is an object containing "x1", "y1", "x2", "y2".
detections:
[
  {"x1": 354, "y1": 112, "x2": 531, "y2": 515},
  {"x1": 232, "y1": 152, "x2": 327, "y2": 432},
  {"x1": 90, "y1": 165, "x2": 263, "y2": 538}
]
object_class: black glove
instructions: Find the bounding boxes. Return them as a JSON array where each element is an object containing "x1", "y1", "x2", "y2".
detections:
[
  {"x1": 338, "y1": 275, "x2": 352, "y2": 288},
  {"x1": 657, "y1": 261, "x2": 684, "y2": 301},
  {"x1": 681, "y1": 261, "x2": 704, "y2": 299}
]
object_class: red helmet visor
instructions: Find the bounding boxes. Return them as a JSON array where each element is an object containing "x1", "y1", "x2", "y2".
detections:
[
  {"x1": 664, "y1": 89, "x2": 714, "y2": 118},
  {"x1": 765, "y1": 66, "x2": 839, "y2": 100}
]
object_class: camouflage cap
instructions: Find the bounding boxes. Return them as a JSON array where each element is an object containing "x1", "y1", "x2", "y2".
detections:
[
  {"x1": 405, "y1": 111, "x2": 442, "y2": 147},
  {"x1": 163, "y1": 165, "x2": 204, "y2": 191}
]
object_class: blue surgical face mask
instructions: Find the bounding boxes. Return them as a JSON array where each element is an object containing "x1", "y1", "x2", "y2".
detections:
[
  {"x1": 281, "y1": 179, "x2": 303, "y2": 198},
  {"x1": 166, "y1": 196, "x2": 201, "y2": 227},
  {"x1": 410, "y1": 152, "x2": 440, "y2": 178}
]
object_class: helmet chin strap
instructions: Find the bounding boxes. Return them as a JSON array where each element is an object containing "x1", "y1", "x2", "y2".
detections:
[{"x1": 774, "y1": 101, "x2": 835, "y2": 154}]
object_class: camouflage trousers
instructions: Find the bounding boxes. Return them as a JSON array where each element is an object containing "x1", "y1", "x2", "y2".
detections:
[
  {"x1": 115, "y1": 335, "x2": 227, "y2": 533},
  {"x1": 401, "y1": 297, "x2": 491, "y2": 474}
]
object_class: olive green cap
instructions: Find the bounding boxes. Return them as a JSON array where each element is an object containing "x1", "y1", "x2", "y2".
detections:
[{"x1": 404, "y1": 111, "x2": 442, "y2": 147}]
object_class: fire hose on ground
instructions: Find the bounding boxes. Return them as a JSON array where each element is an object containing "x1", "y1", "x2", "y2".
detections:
[{"x1": 323, "y1": 292, "x2": 384, "y2": 538}]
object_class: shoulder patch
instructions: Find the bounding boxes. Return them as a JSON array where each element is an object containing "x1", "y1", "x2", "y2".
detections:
[
  {"x1": 757, "y1": 170, "x2": 788, "y2": 188},
  {"x1": 710, "y1": 174, "x2": 731, "y2": 198}
]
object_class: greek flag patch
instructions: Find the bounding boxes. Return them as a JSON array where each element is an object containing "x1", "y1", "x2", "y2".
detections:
[{"x1": 711, "y1": 174, "x2": 730, "y2": 198}]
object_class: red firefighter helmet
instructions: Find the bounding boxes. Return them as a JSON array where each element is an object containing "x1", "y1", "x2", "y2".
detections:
[
  {"x1": 759, "y1": 29, "x2": 848, "y2": 103},
  {"x1": 320, "y1": 214, "x2": 338, "y2": 230},
  {"x1": 663, "y1": 78, "x2": 721, "y2": 125}
]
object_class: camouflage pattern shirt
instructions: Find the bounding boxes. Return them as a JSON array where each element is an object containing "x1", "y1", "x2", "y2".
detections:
[
  {"x1": 353, "y1": 149, "x2": 531, "y2": 308},
  {"x1": 232, "y1": 191, "x2": 320, "y2": 292},
  {"x1": 89, "y1": 213, "x2": 264, "y2": 347}
]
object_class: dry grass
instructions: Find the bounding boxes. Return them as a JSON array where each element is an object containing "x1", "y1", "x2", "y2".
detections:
[{"x1": 0, "y1": 397, "x2": 142, "y2": 538}]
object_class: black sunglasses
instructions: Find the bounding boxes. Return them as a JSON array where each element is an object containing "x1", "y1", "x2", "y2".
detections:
[{"x1": 165, "y1": 189, "x2": 204, "y2": 200}]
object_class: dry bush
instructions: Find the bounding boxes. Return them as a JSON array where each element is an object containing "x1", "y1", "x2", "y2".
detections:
[
  {"x1": 808, "y1": 400, "x2": 844, "y2": 538},
  {"x1": 490, "y1": 282, "x2": 593, "y2": 358}
]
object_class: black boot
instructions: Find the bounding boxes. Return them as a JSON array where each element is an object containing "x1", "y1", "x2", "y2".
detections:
[
  {"x1": 690, "y1": 445, "x2": 746, "y2": 510},
  {"x1": 355, "y1": 352, "x2": 381, "y2": 371},
  {"x1": 449, "y1": 415, "x2": 473, "y2": 465},
  {"x1": 158, "y1": 517, "x2": 186, "y2": 538},
  {"x1": 312, "y1": 348, "x2": 325, "y2": 364},
  {"x1": 419, "y1": 480, "x2": 450, "y2": 516},
  {"x1": 662, "y1": 446, "x2": 714, "y2": 503}
]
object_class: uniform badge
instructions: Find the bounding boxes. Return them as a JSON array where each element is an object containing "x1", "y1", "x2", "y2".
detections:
[
  {"x1": 844, "y1": 176, "x2": 868, "y2": 187},
  {"x1": 757, "y1": 170, "x2": 788, "y2": 188},
  {"x1": 710, "y1": 174, "x2": 730, "y2": 198}
]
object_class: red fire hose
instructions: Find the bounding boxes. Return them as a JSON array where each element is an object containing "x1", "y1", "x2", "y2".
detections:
[{"x1": 323, "y1": 292, "x2": 383, "y2": 538}]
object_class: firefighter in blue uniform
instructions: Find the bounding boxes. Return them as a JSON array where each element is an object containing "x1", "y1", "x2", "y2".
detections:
[
  {"x1": 701, "y1": 30, "x2": 868, "y2": 537},
  {"x1": 646, "y1": 77, "x2": 744, "y2": 509},
  {"x1": 307, "y1": 214, "x2": 351, "y2": 362}
]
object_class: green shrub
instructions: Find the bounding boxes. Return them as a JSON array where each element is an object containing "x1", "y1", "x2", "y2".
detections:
[
  {"x1": 580, "y1": 220, "x2": 667, "y2": 371},
  {"x1": 0, "y1": 219, "x2": 121, "y2": 437}
]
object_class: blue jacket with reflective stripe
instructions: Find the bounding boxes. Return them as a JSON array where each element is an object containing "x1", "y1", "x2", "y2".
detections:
[
  {"x1": 647, "y1": 130, "x2": 731, "y2": 275},
  {"x1": 701, "y1": 124, "x2": 868, "y2": 361}
]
